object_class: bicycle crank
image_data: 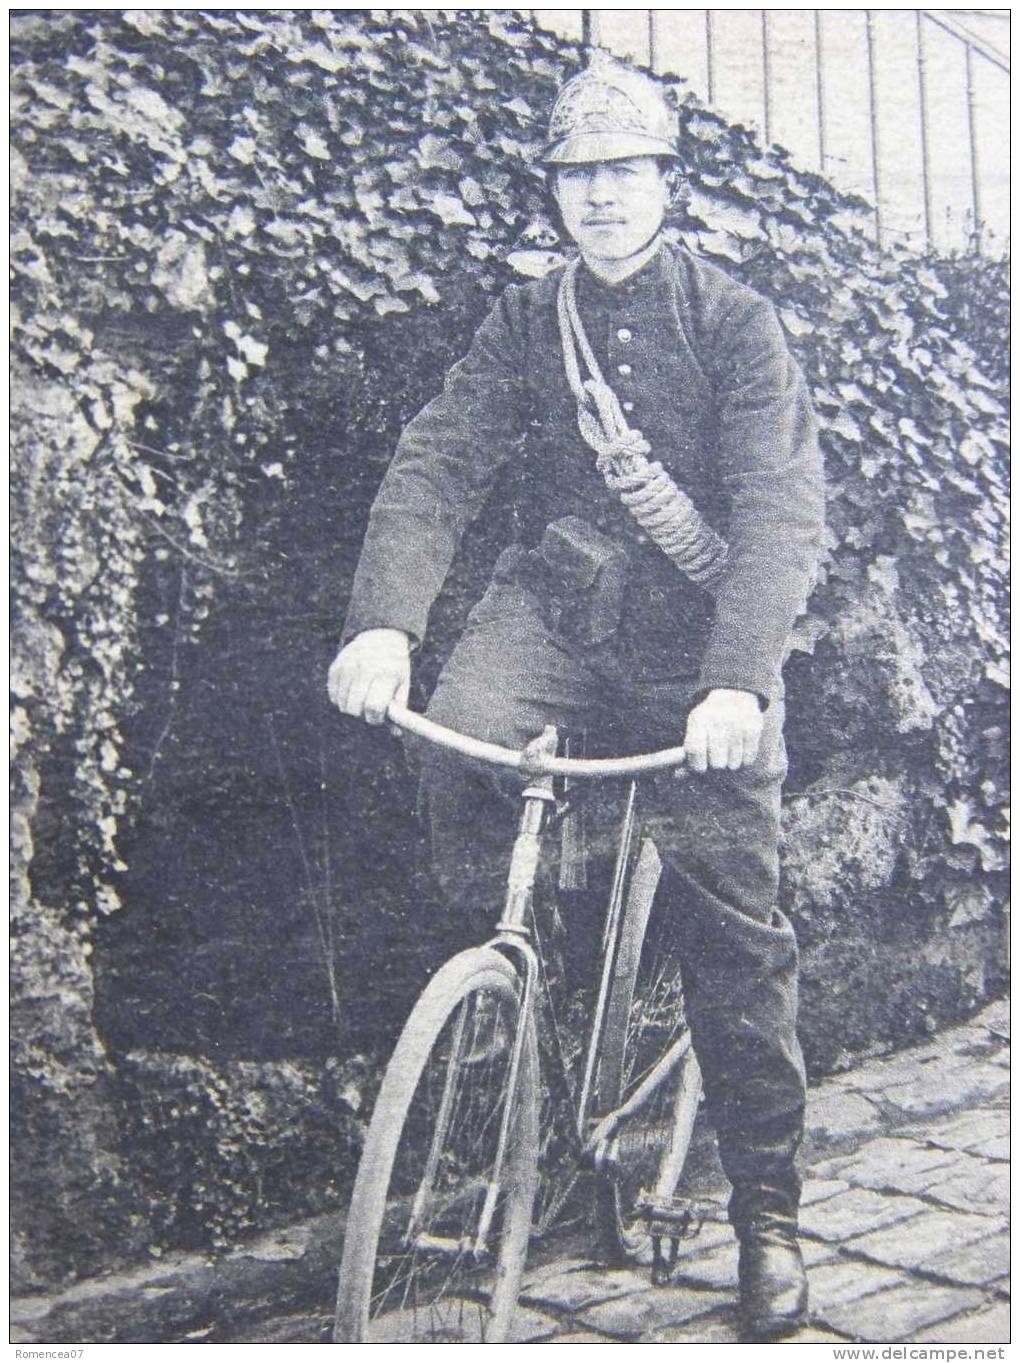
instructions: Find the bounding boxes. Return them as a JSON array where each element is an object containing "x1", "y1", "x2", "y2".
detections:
[{"x1": 636, "y1": 1192, "x2": 706, "y2": 1286}]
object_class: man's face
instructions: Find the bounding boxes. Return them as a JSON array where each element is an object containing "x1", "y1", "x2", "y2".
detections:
[{"x1": 553, "y1": 156, "x2": 670, "y2": 263}]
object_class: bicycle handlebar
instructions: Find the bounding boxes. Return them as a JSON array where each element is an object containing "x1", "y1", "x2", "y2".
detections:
[{"x1": 387, "y1": 702, "x2": 686, "y2": 779}]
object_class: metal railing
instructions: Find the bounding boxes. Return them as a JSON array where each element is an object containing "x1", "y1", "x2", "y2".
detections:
[{"x1": 531, "y1": 9, "x2": 1009, "y2": 255}]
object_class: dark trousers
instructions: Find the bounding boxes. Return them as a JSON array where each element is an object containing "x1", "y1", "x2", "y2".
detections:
[{"x1": 417, "y1": 580, "x2": 806, "y2": 1222}]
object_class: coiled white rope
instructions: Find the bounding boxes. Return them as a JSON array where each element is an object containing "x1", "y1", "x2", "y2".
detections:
[{"x1": 557, "y1": 259, "x2": 729, "y2": 588}]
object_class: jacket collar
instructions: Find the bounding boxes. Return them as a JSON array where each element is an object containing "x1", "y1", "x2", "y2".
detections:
[{"x1": 574, "y1": 238, "x2": 677, "y2": 321}]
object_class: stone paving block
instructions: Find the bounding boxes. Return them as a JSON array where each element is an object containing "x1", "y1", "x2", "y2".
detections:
[
  {"x1": 802, "y1": 1177, "x2": 852, "y2": 1205},
  {"x1": 927, "y1": 1231, "x2": 1011, "y2": 1287},
  {"x1": 509, "y1": 1305, "x2": 561, "y2": 1341},
  {"x1": 807, "y1": 1257, "x2": 907, "y2": 1310},
  {"x1": 644, "y1": 1307, "x2": 738, "y2": 1343},
  {"x1": 855, "y1": 1149, "x2": 981, "y2": 1197},
  {"x1": 672, "y1": 1241, "x2": 737, "y2": 1290},
  {"x1": 521, "y1": 1257, "x2": 596, "y2": 1291},
  {"x1": 846, "y1": 1207, "x2": 1003, "y2": 1270},
  {"x1": 942, "y1": 1025, "x2": 1006, "y2": 1052},
  {"x1": 520, "y1": 1264, "x2": 648, "y2": 1314},
  {"x1": 817, "y1": 1136, "x2": 962, "y2": 1193},
  {"x1": 645, "y1": 1308, "x2": 849, "y2": 1344},
  {"x1": 976, "y1": 998, "x2": 1009, "y2": 1036},
  {"x1": 800, "y1": 1186, "x2": 928, "y2": 1242},
  {"x1": 803, "y1": 1238, "x2": 844, "y2": 1269},
  {"x1": 578, "y1": 1284, "x2": 728, "y2": 1338},
  {"x1": 902, "y1": 1107, "x2": 1010, "y2": 1151},
  {"x1": 806, "y1": 1090, "x2": 884, "y2": 1148},
  {"x1": 820, "y1": 1279, "x2": 984, "y2": 1342},
  {"x1": 852, "y1": 1040, "x2": 979, "y2": 1092},
  {"x1": 883, "y1": 1062, "x2": 1009, "y2": 1118},
  {"x1": 969, "y1": 1135, "x2": 1010, "y2": 1161},
  {"x1": 812, "y1": 1135, "x2": 936, "y2": 1174},
  {"x1": 913, "y1": 1300, "x2": 1011, "y2": 1344},
  {"x1": 927, "y1": 1163, "x2": 1011, "y2": 1216}
]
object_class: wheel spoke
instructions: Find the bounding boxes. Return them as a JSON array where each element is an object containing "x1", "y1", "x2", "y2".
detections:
[
  {"x1": 336, "y1": 954, "x2": 537, "y2": 1343},
  {"x1": 594, "y1": 879, "x2": 703, "y2": 1264}
]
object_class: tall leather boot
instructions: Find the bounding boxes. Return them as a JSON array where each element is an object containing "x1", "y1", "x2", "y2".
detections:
[{"x1": 729, "y1": 1176, "x2": 808, "y2": 1341}]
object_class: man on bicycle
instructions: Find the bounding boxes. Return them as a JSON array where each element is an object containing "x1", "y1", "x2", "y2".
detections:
[{"x1": 329, "y1": 53, "x2": 825, "y2": 1340}]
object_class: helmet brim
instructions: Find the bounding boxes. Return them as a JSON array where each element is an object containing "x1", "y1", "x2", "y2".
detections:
[{"x1": 538, "y1": 131, "x2": 679, "y2": 166}]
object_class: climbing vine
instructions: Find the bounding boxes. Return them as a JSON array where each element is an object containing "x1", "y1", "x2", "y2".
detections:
[{"x1": 11, "y1": 8, "x2": 1008, "y2": 1285}]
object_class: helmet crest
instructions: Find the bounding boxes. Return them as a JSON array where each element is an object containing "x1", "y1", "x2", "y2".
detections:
[{"x1": 540, "y1": 52, "x2": 679, "y2": 165}]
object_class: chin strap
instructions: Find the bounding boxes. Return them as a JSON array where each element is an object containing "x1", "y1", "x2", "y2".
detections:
[{"x1": 557, "y1": 259, "x2": 729, "y2": 589}]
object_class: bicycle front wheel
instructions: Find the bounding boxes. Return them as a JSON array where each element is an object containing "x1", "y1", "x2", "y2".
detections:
[
  {"x1": 595, "y1": 838, "x2": 703, "y2": 1264},
  {"x1": 334, "y1": 946, "x2": 539, "y2": 1343}
]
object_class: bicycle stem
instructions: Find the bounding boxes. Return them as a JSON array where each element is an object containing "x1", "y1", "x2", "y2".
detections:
[{"x1": 497, "y1": 727, "x2": 558, "y2": 936}]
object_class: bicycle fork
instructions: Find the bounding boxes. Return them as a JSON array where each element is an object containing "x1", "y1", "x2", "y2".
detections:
[{"x1": 405, "y1": 728, "x2": 556, "y2": 1262}]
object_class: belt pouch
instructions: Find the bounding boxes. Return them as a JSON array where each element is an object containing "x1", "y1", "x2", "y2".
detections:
[{"x1": 536, "y1": 516, "x2": 628, "y2": 646}]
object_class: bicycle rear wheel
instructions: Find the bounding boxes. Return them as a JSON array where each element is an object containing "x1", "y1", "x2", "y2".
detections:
[
  {"x1": 594, "y1": 838, "x2": 703, "y2": 1265},
  {"x1": 334, "y1": 946, "x2": 539, "y2": 1343}
]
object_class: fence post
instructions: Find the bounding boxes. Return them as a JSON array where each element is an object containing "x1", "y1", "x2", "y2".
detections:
[
  {"x1": 916, "y1": 12, "x2": 934, "y2": 251},
  {"x1": 965, "y1": 42, "x2": 983, "y2": 251},
  {"x1": 581, "y1": 10, "x2": 592, "y2": 48},
  {"x1": 648, "y1": 11, "x2": 657, "y2": 73},
  {"x1": 866, "y1": 11, "x2": 882, "y2": 246},
  {"x1": 815, "y1": 11, "x2": 827, "y2": 174},
  {"x1": 705, "y1": 9, "x2": 714, "y2": 104},
  {"x1": 761, "y1": 10, "x2": 772, "y2": 144}
]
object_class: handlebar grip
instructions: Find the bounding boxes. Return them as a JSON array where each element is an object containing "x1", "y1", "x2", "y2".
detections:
[{"x1": 386, "y1": 703, "x2": 685, "y2": 779}]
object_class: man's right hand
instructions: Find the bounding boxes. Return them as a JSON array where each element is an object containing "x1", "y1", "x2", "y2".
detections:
[{"x1": 327, "y1": 628, "x2": 411, "y2": 725}]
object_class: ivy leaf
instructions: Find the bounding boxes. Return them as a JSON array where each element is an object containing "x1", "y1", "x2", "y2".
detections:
[
  {"x1": 373, "y1": 293, "x2": 410, "y2": 317},
  {"x1": 779, "y1": 307, "x2": 813, "y2": 337},
  {"x1": 297, "y1": 125, "x2": 330, "y2": 160},
  {"x1": 422, "y1": 190, "x2": 476, "y2": 228},
  {"x1": 507, "y1": 248, "x2": 562, "y2": 278},
  {"x1": 415, "y1": 134, "x2": 462, "y2": 172}
]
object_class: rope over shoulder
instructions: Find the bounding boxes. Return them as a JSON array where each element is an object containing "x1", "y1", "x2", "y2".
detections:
[{"x1": 557, "y1": 259, "x2": 729, "y2": 589}]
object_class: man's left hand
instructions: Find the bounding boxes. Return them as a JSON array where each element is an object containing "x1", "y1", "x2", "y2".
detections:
[{"x1": 683, "y1": 688, "x2": 763, "y2": 773}]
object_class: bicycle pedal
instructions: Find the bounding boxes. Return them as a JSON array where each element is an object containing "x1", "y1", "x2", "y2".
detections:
[{"x1": 638, "y1": 1193, "x2": 706, "y2": 1241}]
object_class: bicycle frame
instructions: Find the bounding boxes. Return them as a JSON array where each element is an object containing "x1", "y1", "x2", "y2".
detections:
[{"x1": 402, "y1": 722, "x2": 688, "y2": 1260}]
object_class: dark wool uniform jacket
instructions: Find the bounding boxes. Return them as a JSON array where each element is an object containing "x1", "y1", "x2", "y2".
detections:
[{"x1": 342, "y1": 241, "x2": 825, "y2": 702}]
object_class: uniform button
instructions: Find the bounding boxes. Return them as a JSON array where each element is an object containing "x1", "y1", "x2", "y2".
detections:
[
  {"x1": 617, "y1": 363, "x2": 632, "y2": 377},
  {"x1": 617, "y1": 327, "x2": 633, "y2": 343},
  {"x1": 622, "y1": 400, "x2": 635, "y2": 413}
]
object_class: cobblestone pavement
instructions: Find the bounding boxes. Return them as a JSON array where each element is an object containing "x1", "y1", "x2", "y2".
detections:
[
  {"x1": 505, "y1": 999, "x2": 1010, "y2": 1345},
  {"x1": 16, "y1": 1003, "x2": 1005, "y2": 1345},
  {"x1": 227, "y1": 1001, "x2": 1008, "y2": 1346}
]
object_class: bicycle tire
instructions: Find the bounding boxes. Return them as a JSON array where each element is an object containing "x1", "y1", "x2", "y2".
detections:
[
  {"x1": 334, "y1": 946, "x2": 539, "y2": 1343},
  {"x1": 594, "y1": 838, "x2": 703, "y2": 1264}
]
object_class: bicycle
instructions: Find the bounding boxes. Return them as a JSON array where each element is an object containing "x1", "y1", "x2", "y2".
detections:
[{"x1": 333, "y1": 702, "x2": 706, "y2": 1344}]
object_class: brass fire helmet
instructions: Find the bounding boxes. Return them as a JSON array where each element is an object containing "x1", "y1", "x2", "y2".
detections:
[{"x1": 538, "y1": 51, "x2": 680, "y2": 165}]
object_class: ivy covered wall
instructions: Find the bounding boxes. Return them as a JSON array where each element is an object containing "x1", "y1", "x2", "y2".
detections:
[{"x1": 11, "y1": 10, "x2": 1008, "y2": 1290}]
